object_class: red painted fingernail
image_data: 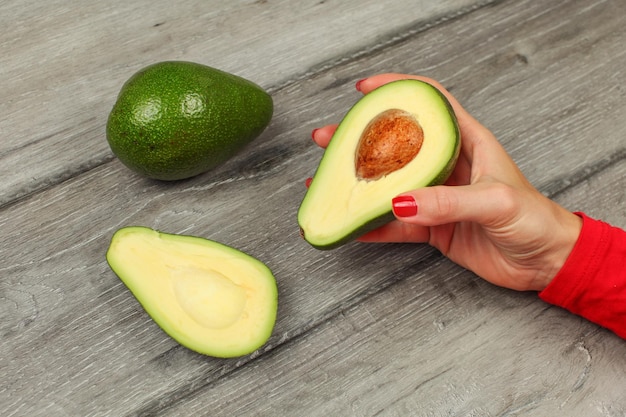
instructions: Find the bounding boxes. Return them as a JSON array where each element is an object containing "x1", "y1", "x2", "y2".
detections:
[
  {"x1": 392, "y1": 195, "x2": 418, "y2": 217},
  {"x1": 311, "y1": 128, "x2": 319, "y2": 140},
  {"x1": 305, "y1": 177, "x2": 313, "y2": 188},
  {"x1": 355, "y1": 78, "x2": 367, "y2": 92}
]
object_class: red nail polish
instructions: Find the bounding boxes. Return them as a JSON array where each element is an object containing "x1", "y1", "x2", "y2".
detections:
[
  {"x1": 355, "y1": 78, "x2": 367, "y2": 92},
  {"x1": 311, "y1": 128, "x2": 319, "y2": 140},
  {"x1": 305, "y1": 177, "x2": 313, "y2": 188},
  {"x1": 392, "y1": 195, "x2": 418, "y2": 217}
]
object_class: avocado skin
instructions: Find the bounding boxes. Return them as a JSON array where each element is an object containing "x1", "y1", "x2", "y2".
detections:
[
  {"x1": 302, "y1": 210, "x2": 396, "y2": 250},
  {"x1": 106, "y1": 61, "x2": 273, "y2": 180},
  {"x1": 299, "y1": 79, "x2": 460, "y2": 250}
]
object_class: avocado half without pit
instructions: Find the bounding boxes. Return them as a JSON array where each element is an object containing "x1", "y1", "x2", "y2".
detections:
[
  {"x1": 298, "y1": 79, "x2": 460, "y2": 249},
  {"x1": 106, "y1": 227, "x2": 278, "y2": 358}
]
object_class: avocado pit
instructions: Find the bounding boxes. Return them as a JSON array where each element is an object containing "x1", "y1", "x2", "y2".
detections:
[{"x1": 355, "y1": 109, "x2": 424, "y2": 181}]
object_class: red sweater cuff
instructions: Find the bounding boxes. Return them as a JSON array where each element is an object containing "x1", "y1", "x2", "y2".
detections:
[{"x1": 539, "y1": 212, "x2": 626, "y2": 338}]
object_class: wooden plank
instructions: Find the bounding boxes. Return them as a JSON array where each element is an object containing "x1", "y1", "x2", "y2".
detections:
[
  {"x1": 2, "y1": 0, "x2": 626, "y2": 415},
  {"x1": 0, "y1": 0, "x2": 490, "y2": 207}
]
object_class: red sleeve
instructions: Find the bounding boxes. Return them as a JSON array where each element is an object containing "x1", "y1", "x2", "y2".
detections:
[{"x1": 539, "y1": 212, "x2": 626, "y2": 338}]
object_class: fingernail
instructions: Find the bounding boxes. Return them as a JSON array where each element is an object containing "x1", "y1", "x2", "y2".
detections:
[
  {"x1": 305, "y1": 177, "x2": 313, "y2": 188},
  {"x1": 311, "y1": 128, "x2": 319, "y2": 140},
  {"x1": 392, "y1": 195, "x2": 418, "y2": 217},
  {"x1": 355, "y1": 78, "x2": 367, "y2": 92}
]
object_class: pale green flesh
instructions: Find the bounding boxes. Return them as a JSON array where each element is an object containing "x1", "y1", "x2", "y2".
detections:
[
  {"x1": 298, "y1": 80, "x2": 460, "y2": 249},
  {"x1": 106, "y1": 226, "x2": 278, "y2": 358}
]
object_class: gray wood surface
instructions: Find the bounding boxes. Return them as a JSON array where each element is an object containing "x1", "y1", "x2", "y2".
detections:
[{"x1": 2, "y1": 0, "x2": 626, "y2": 416}]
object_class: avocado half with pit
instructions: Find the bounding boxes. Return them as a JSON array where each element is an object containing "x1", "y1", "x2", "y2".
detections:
[
  {"x1": 106, "y1": 226, "x2": 278, "y2": 358},
  {"x1": 298, "y1": 79, "x2": 460, "y2": 249}
]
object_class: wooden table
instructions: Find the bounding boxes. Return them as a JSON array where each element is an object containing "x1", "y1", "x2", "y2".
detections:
[{"x1": 3, "y1": 0, "x2": 626, "y2": 415}]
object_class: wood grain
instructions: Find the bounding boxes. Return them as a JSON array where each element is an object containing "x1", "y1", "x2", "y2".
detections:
[{"x1": 2, "y1": 0, "x2": 626, "y2": 416}]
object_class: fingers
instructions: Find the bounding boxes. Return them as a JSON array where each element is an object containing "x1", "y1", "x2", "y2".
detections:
[
  {"x1": 311, "y1": 124, "x2": 338, "y2": 149},
  {"x1": 392, "y1": 181, "x2": 521, "y2": 229}
]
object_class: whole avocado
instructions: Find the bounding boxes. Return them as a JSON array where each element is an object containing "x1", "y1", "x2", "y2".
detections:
[{"x1": 106, "y1": 61, "x2": 273, "y2": 180}]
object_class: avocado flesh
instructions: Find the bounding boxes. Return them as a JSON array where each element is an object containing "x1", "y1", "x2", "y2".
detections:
[
  {"x1": 298, "y1": 80, "x2": 460, "y2": 249},
  {"x1": 106, "y1": 227, "x2": 278, "y2": 358},
  {"x1": 106, "y1": 61, "x2": 273, "y2": 181}
]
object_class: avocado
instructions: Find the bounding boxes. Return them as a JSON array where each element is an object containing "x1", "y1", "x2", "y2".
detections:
[
  {"x1": 298, "y1": 79, "x2": 460, "y2": 249},
  {"x1": 106, "y1": 61, "x2": 273, "y2": 180},
  {"x1": 106, "y1": 226, "x2": 278, "y2": 358}
]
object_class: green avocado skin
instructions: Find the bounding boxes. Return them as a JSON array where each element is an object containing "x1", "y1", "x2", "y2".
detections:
[
  {"x1": 106, "y1": 61, "x2": 273, "y2": 180},
  {"x1": 305, "y1": 211, "x2": 396, "y2": 250}
]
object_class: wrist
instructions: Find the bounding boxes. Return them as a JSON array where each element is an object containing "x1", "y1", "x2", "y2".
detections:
[{"x1": 536, "y1": 208, "x2": 583, "y2": 291}]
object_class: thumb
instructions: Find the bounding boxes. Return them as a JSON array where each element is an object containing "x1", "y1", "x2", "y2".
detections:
[{"x1": 392, "y1": 182, "x2": 519, "y2": 228}]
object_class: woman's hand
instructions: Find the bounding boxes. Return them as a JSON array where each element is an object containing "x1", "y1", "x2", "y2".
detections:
[{"x1": 310, "y1": 73, "x2": 582, "y2": 291}]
